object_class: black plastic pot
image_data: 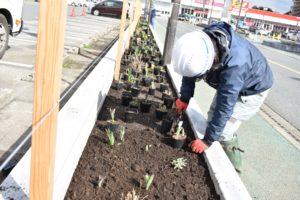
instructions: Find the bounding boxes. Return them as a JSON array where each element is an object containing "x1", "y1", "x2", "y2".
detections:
[
  {"x1": 112, "y1": 81, "x2": 124, "y2": 90},
  {"x1": 129, "y1": 101, "x2": 139, "y2": 109},
  {"x1": 107, "y1": 121, "x2": 119, "y2": 133},
  {"x1": 153, "y1": 67, "x2": 160, "y2": 75},
  {"x1": 142, "y1": 77, "x2": 152, "y2": 87},
  {"x1": 121, "y1": 92, "x2": 132, "y2": 106},
  {"x1": 131, "y1": 86, "x2": 140, "y2": 97},
  {"x1": 148, "y1": 88, "x2": 155, "y2": 96},
  {"x1": 160, "y1": 118, "x2": 173, "y2": 134},
  {"x1": 172, "y1": 135, "x2": 187, "y2": 149},
  {"x1": 155, "y1": 109, "x2": 168, "y2": 120},
  {"x1": 162, "y1": 92, "x2": 172, "y2": 100},
  {"x1": 156, "y1": 76, "x2": 163, "y2": 83},
  {"x1": 163, "y1": 96, "x2": 174, "y2": 109},
  {"x1": 135, "y1": 79, "x2": 140, "y2": 87},
  {"x1": 160, "y1": 70, "x2": 166, "y2": 77},
  {"x1": 123, "y1": 74, "x2": 129, "y2": 81},
  {"x1": 160, "y1": 83, "x2": 168, "y2": 93},
  {"x1": 140, "y1": 101, "x2": 151, "y2": 113},
  {"x1": 124, "y1": 109, "x2": 138, "y2": 123}
]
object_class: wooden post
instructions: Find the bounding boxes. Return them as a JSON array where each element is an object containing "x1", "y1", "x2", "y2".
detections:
[
  {"x1": 162, "y1": 0, "x2": 181, "y2": 65},
  {"x1": 126, "y1": 0, "x2": 136, "y2": 49},
  {"x1": 136, "y1": 0, "x2": 142, "y2": 24},
  {"x1": 114, "y1": 0, "x2": 129, "y2": 81},
  {"x1": 30, "y1": 0, "x2": 67, "y2": 200}
]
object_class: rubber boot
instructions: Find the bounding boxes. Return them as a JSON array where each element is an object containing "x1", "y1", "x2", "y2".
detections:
[{"x1": 220, "y1": 137, "x2": 244, "y2": 174}]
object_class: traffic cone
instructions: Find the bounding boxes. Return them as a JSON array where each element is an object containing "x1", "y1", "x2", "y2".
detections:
[
  {"x1": 71, "y1": 6, "x2": 76, "y2": 17},
  {"x1": 81, "y1": 7, "x2": 86, "y2": 16}
]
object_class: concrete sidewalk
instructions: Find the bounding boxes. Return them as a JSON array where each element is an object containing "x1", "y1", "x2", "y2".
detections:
[{"x1": 194, "y1": 81, "x2": 300, "y2": 200}]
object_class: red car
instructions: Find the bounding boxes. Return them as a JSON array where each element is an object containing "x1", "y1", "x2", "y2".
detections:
[{"x1": 91, "y1": 0, "x2": 126, "y2": 18}]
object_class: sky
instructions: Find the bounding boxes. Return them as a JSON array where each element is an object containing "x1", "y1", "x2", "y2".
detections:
[{"x1": 248, "y1": 0, "x2": 294, "y2": 13}]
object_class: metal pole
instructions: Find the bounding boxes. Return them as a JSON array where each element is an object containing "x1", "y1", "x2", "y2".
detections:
[
  {"x1": 236, "y1": 0, "x2": 244, "y2": 29},
  {"x1": 221, "y1": 0, "x2": 232, "y2": 21},
  {"x1": 200, "y1": 0, "x2": 206, "y2": 24},
  {"x1": 208, "y1": 0, "x2": 215, "y2": 24},
  {"x1": 162, "y1": 0, "x2": 181, "y2": 65}
]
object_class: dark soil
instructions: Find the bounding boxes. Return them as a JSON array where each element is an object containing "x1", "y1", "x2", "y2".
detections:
[
  {"x1": 65, "y1": 19, "x2": 218, "y2": 200},
  {"x1": 65, "y1": 83, "x2": 219, "y2": 200}
]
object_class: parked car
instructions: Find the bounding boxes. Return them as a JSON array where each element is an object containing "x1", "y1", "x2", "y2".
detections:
[
  {"x1": 68, "y1": 0, "x2": 87, "y2": 7},
  {"x1": 287, "y1": 30, "x2": 300, "y2": 41},
  {"x1": 256, "y1": 28, "x2": 269, "y2": 36},
  {"x1": 178, "y1": 13, "x2": 190, "y2": 21},
  {"x1": 249, "y1": 25, "x2": 258, "y2": 33},
  {"x1": 87, "y1": 0, "x2": 103, "y2": 13},
  {"x1": 281, "y1": 31, "x2": 288, "y2": 38},
  {"x1": 91, "y1": 0, "x2": 129, "y2": 18}
]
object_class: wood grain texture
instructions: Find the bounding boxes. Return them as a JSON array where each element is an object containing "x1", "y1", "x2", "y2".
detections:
[
  {"x1": 30, "y1": 1, "x2": 67, "y2": 200},
  {"x1": 114, "y1": 0, "x2": 129, "y2": 81}
]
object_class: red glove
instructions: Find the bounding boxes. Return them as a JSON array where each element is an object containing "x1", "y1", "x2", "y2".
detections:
[
  {"x1": 190, "y1": 139, "x2": 208, "y2": 153},
  {"x1": 176, "y1": 98, "x2": 188, "y2": 113}
]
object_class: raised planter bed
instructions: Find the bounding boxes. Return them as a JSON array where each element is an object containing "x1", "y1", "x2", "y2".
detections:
[{"x1": 65, "y1": 19, "x2": 218, "y2": 200}]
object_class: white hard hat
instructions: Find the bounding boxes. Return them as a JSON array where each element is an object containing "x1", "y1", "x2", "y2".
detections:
[{"x1": 172, "y1": 30, "x2": 215, "y2": 77}]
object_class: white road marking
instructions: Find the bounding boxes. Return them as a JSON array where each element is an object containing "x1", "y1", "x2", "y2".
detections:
[
  {"x1": 0, "y1": 61, "x2": 34, "y2": 68},
  {"x1": 268, "y1": 59, "x2": 300, "y2": 76}
]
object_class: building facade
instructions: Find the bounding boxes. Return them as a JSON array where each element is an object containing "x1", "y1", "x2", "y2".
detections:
[
  {"x1": 292, "y1": 0, "x2": 300, "y2": 16},
  {"x1": 154, "y1": 0, "x2": 300, "y2": 32}
]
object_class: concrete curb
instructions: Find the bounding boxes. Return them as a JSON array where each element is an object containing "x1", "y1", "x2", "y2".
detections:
[
  {"x1": 0, "y1": 29, "x2": 129, "y2": 200},
  {"x1": 150, "y1": 25, "x2": 252, "y2": 200}
]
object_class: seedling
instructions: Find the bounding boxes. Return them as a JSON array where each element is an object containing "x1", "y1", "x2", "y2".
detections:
[
  {"x1": 160, "y1": 66, "x2": 166, "y2": 72},
  {"x1": 150, "y1": 82, "x2": 156, "y2": 89},
  {"x1": 120, "y1": 126, "x2": 125, "y2": 144},
  {"x1": 109, "y1": 108, "x2": 116, "y2": 122},
  {"x1": 145, "y1": 144, "x2": 152, "y2": 152},
  {"x1": 157, "y1": 104, "x2": 167, "y2": 112},
  {"x1": 144, "y1": 174, "x2": 154, "y2": 190},
  {"x1": 171, "y1": 157, "x2": 187, "y2": 171},
  {"x1": 122, "y1": 189, "x2": 140, "y2": 200},
  {"x1": 175, "y1": 121, "x2": 185, "y2": 136},
  {"x1": 163, "y1": 90, "x2": 172, "y2": 96},
  {"x1": 106, "y1": 129, "x2": 115, "y2": 146}
]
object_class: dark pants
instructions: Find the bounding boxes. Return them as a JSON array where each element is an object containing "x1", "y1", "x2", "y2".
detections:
[{"x1": 150, "y1": 9, "x2": 155, "y2": 27}]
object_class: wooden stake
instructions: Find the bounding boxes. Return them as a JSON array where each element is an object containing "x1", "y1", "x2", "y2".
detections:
[
  {"x1": 114, "y1": 0, "x2": 129, "y2": 81},
  {"x1": 30, "y1": 0, "x2": 67, "y2": 199}
]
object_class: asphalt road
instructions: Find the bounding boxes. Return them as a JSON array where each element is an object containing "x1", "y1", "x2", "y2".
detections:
[
  {"x1": 154, "y1": 17, "x2": 300, "y2": 131},
  {"x1": 0, "y1": 1, "x2": 120, "y2": 162}
]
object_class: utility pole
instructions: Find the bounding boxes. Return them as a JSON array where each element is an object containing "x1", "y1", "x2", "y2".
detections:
[
  {"x1": 221, "y1": 0, "x2": 232, "y2": 22},
  {"x1": 144, "y1": 0, "x2": 150, "y2": 21},
  {"x1": 200, "y1": 0, "x2": 207, "y2": 24},
  {"x1": 162, "y1": 0, "x2": 181, "y2": 65},
  {"x1": 148, "y1": 0, "x2": 154, "y2": 25},
  {"x1": 236, "y1": 0, "x2": 244, "y2": 29},
  {"x1": 208, "y1": 0, "x2": 215, "y2": 24}
]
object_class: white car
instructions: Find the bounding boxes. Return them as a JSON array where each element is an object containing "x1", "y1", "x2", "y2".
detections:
[
  {"x1": 68, "y1": 0, "x2": 87, "y2": 7},
  {"x1": 287, "y1": 30, "x2": 300, "y2": 41},
  {"x1": 87, "y1": 0, "x2": 103, "y2": 13},
  {"x1": 256, "y1": 28, "x2": 269, "y2": 36}
]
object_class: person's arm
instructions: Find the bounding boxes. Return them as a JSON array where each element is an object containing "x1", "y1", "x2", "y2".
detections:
[
  {"x1": 203, "y1": 64, "x2": 246, "y2": 144},
  {"x1": 180, "y1": 76, "x2": 197, "y2": 103},
  {"x1": 176, "y1": 76, "x2": 197, "y2": 112}
]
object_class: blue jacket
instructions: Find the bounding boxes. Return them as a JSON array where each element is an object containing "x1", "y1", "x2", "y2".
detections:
[{"x1": 180, "y1": 22, "x2": 273, "y2": 144}]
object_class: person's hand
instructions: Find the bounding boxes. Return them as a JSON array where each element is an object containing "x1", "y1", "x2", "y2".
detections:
[
  {"x1": 176, "y1": 98, "x2": 188, "y2": 113},
  {"x1": 190, "y1": 139, "x2": 208, "y2": 153}
]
